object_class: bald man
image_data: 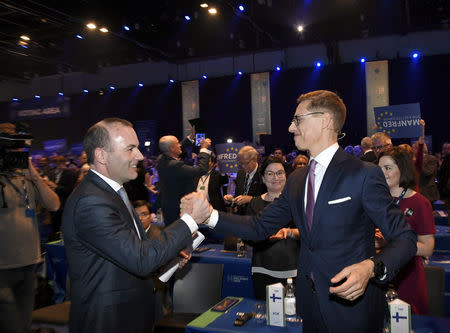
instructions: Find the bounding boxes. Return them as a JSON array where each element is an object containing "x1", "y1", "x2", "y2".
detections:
[{"x1": 156, "y1": 135, "x2": 211, "y2": 225}]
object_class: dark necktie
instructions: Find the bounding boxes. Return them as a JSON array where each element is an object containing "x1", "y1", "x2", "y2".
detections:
[
  {"x1": 243, "y1": 173, "x2": 250, "y2": 195},
  {"x1": 305, "y1": 159, "x2": 317, "y2": 230},
  {"x1": 117, "y1": 187, "x2": 141, "y2": 239}
]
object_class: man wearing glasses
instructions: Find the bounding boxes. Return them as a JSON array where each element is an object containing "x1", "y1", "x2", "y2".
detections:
[
  {"x1": 182, "y1": 90, "x2": 416, "y2": 332},
  {"x1": 371, "y1": 132, "x2": 393, "y2": 158}
]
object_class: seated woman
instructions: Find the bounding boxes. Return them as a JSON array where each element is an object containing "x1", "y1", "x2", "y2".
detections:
[
  {"x1": 378, "y1": 146, "x2": 436, "y2": 315},
  {"x1": 246, "y1": 156, "x2": 300, "y2": 300}
]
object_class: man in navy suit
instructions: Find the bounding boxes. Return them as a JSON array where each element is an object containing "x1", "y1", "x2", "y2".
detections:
[
  {"x1": 182, "y1": 90, "x2": 417, "y2": 332},
  {"x1": 62, "y1": 118, "x2": 206, "y2": 333}
]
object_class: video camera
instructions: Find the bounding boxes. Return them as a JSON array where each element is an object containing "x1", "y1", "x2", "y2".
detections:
[{"x1": 0, "y1": 122, "x2": 33, "y2": 171}]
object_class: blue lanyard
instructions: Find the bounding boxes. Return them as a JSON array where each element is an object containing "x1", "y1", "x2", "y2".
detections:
[{"x1": 394, "y1": 188, "x2": 408, "y2": 205}]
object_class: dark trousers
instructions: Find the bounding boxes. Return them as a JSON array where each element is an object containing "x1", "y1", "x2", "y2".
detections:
[{"x1": 0, "y1": 265, "x2": 36, "y2": 333}]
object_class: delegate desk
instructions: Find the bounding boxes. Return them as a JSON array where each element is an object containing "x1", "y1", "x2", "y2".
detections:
[
  {"x1": 428, "y1": 253, "x2": 450, "y2": 316},
  {"x1": 186, "y1": 298, "x2": 450, "y2": 333},
  {"x1": 191, "y1": 244, "x2": 254, "y2": 299},
  {"x1": 435, "y1": 225, "x2": 450, "y2": 253}
]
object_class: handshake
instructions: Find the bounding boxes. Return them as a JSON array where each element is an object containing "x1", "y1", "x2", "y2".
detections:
[{"x1": 180, "y1": 192, "x2": 214, "y2": 224}]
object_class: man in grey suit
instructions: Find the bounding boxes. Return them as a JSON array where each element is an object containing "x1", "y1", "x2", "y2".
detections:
[
  {"x1": 62, "y1": 118, "x2": 203, "y2": 333},
  {"x1": 182, "y1": 90, "x2": 417, "y2": 332}
]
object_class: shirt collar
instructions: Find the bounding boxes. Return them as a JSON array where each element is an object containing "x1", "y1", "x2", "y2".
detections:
[
  {"x1": 312, "y1": 143, "x2": 339, "y2": 170},
  {"x1": 91, "y1": 169, "x2": 122, "y2": 192},
  {"x1": 248, "y1": 163, "x2": 258, "y2": 178}
]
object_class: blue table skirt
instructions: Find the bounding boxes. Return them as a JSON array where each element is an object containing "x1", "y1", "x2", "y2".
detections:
[
  {"x1": 44, "y1": 240, "x2": 67, "y2": 303},
  {"x1": 192, "y1": 244, "x2": 254, "y2": 299},
  {"x1": 428, "y1": 253, "x2": 450, "y2": 317},
  {"x1": 185, "y1": 298, "x2": 450, "y2": 333},
  {"x1": 435, "y1": 225, "x2": 450, "y2": 253}
]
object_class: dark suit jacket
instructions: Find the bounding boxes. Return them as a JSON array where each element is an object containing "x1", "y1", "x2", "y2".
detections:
[
  {"x1": 195, "y1": 169, "x2": 228, "y2": 211},
  {"x1": 214, "y1": 148, "x2": 417, "y2": 332},
  {"x1": 62, "y1": 171, "x2": 192, "y2": 333},
  {"x1": 360, "y1": 150, "x2": 377, "y2": 163},
  {"x1": 234, "y1": 167, "x2": 266, "y2": 215},
  {"x1": 156, "y1": 151, "x2": 209, "y2": 224}
]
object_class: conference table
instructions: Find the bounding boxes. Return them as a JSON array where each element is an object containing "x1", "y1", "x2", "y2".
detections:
[
  {"x1": 185, "y1": 298, "x2": 450, "y2": 333},
  {"x1": 435, "y1": 225, "x2": 450, "y2": 253}
]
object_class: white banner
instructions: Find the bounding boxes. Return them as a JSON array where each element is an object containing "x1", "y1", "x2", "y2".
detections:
[
  {"x1": 251, "y1": 72, "x2": 271, "y2": 144},
  {"x1": 365, "y1": 60, "x2": 389, "y2": 136},
  {"x1": 181, "y1": 80, "x2": 199, "y2": 138}
]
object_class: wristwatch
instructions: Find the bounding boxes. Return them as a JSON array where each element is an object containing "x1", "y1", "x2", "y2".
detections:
[{"x1": 369, "y1": 257, "x2": 386, "y2": 280}]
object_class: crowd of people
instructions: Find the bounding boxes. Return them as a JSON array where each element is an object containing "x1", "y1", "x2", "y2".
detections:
[{"x1": 1, "y1": 88, "x2": 449, "y2": 332}]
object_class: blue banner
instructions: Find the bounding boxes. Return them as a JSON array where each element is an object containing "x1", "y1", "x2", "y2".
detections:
[
  {"x1": 373, "y1": 103, "x2": 421, "y2": 139},
  {"x1": 10, "y1": 96, "x2": 70, "y2": 121},
  {"x1": 215, "y1": 143, "x2": 245, "y2": 173}
]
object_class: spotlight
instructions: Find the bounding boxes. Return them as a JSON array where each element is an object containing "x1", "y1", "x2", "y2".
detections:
[
  {"x1": 208, "y1": 8, "x2": 217, "y2": 15},
  {"x1": 86, "y1": 23, "x2": 96, "y2": 30},
  {"x1": 411, "y1": 52, "x2": 419, "y2": 59},
  {"x1": 58, "y1": 92, "x2": 64, "y2": 96},
  {"x1": 200, "y1": 3, "x2": 208, "y2": 8},
  {"x1": 138, "y1": 83, "x2": 144, "y2": 87},
  {"x1": 76, "y1": 34, "x2": 83, "y2": 39},
  {"x1": 20, "y1": 35, "x2": 30, "y2": 41},
  {"x1": 12, "y1": 98, "x2": 19, "y2": 102},
  {"x1": 185, "y1": 15, "x2": 191, "y2": 21},
  {"x1": 296, "y1": 25, "x2": 304, "y2": 32},
  {"x1": 83, "y1": 89, "x2": 88, "y2": 93},
  {"x1": 99, "y1": 27, "x2": 109, "y2": 33},
  {"x1": 123, "y1": 25, "x2": 130, "y2": 31},
  {"x1": 20, "y1": 45, "x2": 28, "y2": 49},
  {"x1": 169, "y1": 79, "x2": 175, "y2": 83},
  {"x1": 227, "y1": 138, "x2": 233, "y2": 143},
  {"x1": 144, "y1": 141, "x2": 151, "y2": 147},
  {"x1": 315, "y1": 62, "x2": 321, "y2": 68},
  {"x1": 237, "y1": 71, "x2": 243, "y2": 75},
  {"x1": 238, "y1": 5, "x2": 245, "y2": 12},
  {"x1": 275, "y1": 66, "x2": 281, "y2": 71},
  {"x1": 202, "y1": 75, "x2": 207, "y2": 79},
  {"x1": 34, "y1": 95, "x2": 40, "y2": 99},
  {"x1": 109, "y1": 86, "x2": 115, "y2": 90},
  {"x1": 360, "y1": 58, "x2": 366, "y2": 63}
]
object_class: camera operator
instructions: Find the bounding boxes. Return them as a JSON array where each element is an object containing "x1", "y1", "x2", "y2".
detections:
[{"x1": 0, "y1": 123, "x2": 60, "y2": 333}]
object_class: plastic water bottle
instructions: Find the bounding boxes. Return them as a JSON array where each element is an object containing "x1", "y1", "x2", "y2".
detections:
[
  {"x1": 384, "y1": 285, "x2": 398, "y2": 332},
  {"x1": 236, "y1": 238, "x2": 245, "y2": 257},
  {"x1": 285, "y1": 278, "x2": 296, "y2": 322}
]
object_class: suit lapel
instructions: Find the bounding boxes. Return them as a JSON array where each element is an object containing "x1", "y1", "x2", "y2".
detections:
[
  {"x1": 86, "y1": 171, "x2": 146, "y2": 240},
  {"x1": 309, "y1": 148, "x2": 347, "y2": 238}
]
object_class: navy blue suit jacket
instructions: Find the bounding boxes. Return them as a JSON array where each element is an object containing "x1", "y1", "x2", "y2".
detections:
[
  {"x1": 214, "y1": 148, "x2": 417, "y2": 332},
  {"x1": 62, "y1": 171, "x2": 192, "y2": 333}
]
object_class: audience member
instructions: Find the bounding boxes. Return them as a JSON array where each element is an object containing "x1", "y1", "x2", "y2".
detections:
[
  {"x1": 378, "y1": 147, "x2": 435, "y2": 315},
  {"x1": 371, "y1": 131, "x2": 393, "y2": 158},
  {"x1": 62, "y1": 118, "x2": 201, "y2": 332},
  {"x1": 195, "y1": 154, "x2": 229, "y2": 211},
  {"x1": 273, "y1": 147, "x2": 293, "y2": 175},
  {"x1": 156, "y1": 135, "x2": 211, "y2": 225},
  {"x1": 292, "y1": 154, "x2": 309, "y2": 170},
  {"x1": 245, "y1": 156, "x2": 299, "y2": 300},
  {"x1": 223, "y1": 145, "x2": 266, "y2": 215}
]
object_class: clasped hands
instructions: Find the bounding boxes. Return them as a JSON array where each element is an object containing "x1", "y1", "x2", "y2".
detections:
[{"x1": 180, "y1": 192, "x2": 213, "y2": 224}]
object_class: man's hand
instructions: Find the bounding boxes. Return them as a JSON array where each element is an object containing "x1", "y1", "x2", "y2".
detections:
[
  {"x1": 223, "y1": 194, "x2": 234, "y2": 203},
  {"x1": 329, "y1": 259, "x2": 374, "y2": 301},
  {"x1": 178, "y1": 248, "x2": 192, "y2": 269},
  {"x1": 180, "y1": 192, "x2": 213, "y2": 224},
  {"x1": 233, "y1": 195, "x2": 252, "y2": 206},
  {"x1": 200, "y1": 138, "x2": 211, "y2": 149}
]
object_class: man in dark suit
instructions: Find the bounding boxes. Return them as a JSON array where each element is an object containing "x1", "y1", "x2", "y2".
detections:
[
  {"x1": 156, "y1": 135, "x2": 211, "y2": 225},
  {"x1": 182, "y1": 90, "x2": 417, "y2": 332},
  {"x1": 360, "y1": 136, "x2": 377, "y2": 163},
  {"x1": 224, "y1": 146, "x2": 266, "y2": 215},
  {"x1": 62, "y1": 118, "x2": 204, "y2": 333}
]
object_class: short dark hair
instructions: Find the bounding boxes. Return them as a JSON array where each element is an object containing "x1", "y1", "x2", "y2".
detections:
[
  {"x1": 297, "y1": 90, "x2": 346, "y2": 133},
  {"x1": 83, "y1": 118, "x2": 132, "y2": 165},
  {"x1": 379, "y1": 146, "x2": 417, "y2": 190},
  {"x1": 132, "y1": 200, "x2": 151, "y2": 210},
  {"x1": 261, "y1": 156, "x2": 286, "y2": 175}
]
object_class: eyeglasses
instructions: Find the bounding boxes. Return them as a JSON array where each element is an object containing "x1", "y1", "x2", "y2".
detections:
[
  {"x1": 264, "y1": 170, "x2": 285, "y2": 178},
  {"x1": 373, "y1": 143, "x2": 392, "y2": 151},
  {"x1": 138, "y1": 212, "x2": 151, "y2": 217},
  {"x1": 292, "y1": 112, "x2": 324, "y2": 126}
]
